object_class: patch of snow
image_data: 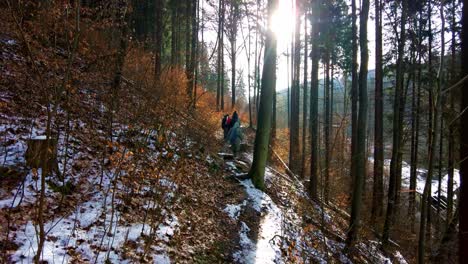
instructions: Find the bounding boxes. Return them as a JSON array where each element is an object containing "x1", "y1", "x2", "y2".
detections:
[
  {"x1": 233, "y1": 222, "x2": 257, "y2": 262},
  {"x1": 358, "y1": 241, "x2": 392, "y2": 264},
  {"x1": 234, "y1": 179, "x2": 283, "y2": 263},
  {"x1": 224, "y1": 201, "x2": 246, "y2": 220},
  {"x1": 153, "y1": 253, "x2": 171, "y2": 264},
  {"x1": 0, "y1": 169, "x2": 47, "y2": 209},
  {"x1": 394, "y1": 251, "x2": 408, "y2": 264},
  {"x1": 400, "y1": 161, "x2": 460, "y2": 198},
  {"x1": 12, "y1": 201, "x2": 178, "y2": 263},
  {"x1": 156, "y1": 215, "x2": 179, "y2": 243}
]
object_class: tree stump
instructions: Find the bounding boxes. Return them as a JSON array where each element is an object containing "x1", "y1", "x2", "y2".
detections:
[{"x1": 25, "y1": 136, "x2": 60, "y2": 177}]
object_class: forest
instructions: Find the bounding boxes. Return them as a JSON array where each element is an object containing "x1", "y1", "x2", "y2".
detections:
[{"x1": 0, "y1": 0, "x2": 467, "y2": 263}]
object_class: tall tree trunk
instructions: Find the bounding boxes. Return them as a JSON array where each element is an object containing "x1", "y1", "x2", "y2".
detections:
[
  {"x1": 230, "y1": 1, "x2": 239, "y2": 109},
  {"x1": 256, "y1": 43, "x2": 263, "y2": 113},
  {"x1": 426, "y1": 0, "x2": 435, "y2": 249},
  {"x1": 437, "y1": 119, "x2": 444, "y2": 222},
  {"x1": 371, "y1": 0, "x2": 384, "y2": 225},
  {"x1": 185, "y1": 0, "x2": 191, "y2": 71},
  {"x1": 350, "y1": 0, "x2": 358, "y2": 192},
  {"x1": 309, "y1": 0, "x2": 320, "y2": 200},
  {"x1": 409, "y1": 4, "x2": 424, "y2": 232},
  {"x1": 249, "y1": 0, "x2": 278, "y2": 191},
  {"x1": 216, "y1": 0, "x2": 223, "y2": 110},
  {"x1": 418, "y1": 1, "x2": 444, "y2": 262},
  {"x1": 220, "y1": 0, "x2": 225, "y2": 112},
  {"x1": 301, "y1": 11, "x2": 308, "y2": 179},
  {"x1": 188, "y1": 0, "x2": 198, "y2": 106},
  {"x1": 461, "y1": 0, "x2": 468, "y2": 260},
  {"x1": 170, "y1": 0, "x2": 179, "y2": 66},
  {"x1": 346, "y1": 0, "x2": 369, "y2": 248},
  {"x1": 193, "y1": 0, "x2": 200, "y2": 108},
  {"x1": 253, "y1": 5, "x2": 258, "y2": 120},
  {"x1": 324, "y1": 53, "x2": 331, "y2": 203},
  {"x1": 382, "y1": 0, "x2": 407, "y2": 247},
  {"x1": 289, "y1": 0, "x2": 301, "y2": 175},
  {"x1": 446, "y1": 0, "x2": 457, "y2": 226},
  {"x1": 154, "y1": 0, "x2": 163, "y2": 79}
]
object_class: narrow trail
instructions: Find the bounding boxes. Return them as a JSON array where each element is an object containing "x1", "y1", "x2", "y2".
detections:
[
  {"x1": 214, "y1": 128, "x2": 410, "y2": 264},
  {"x1": 217, "y1": 128, "x2": 295, "y2": 264}
]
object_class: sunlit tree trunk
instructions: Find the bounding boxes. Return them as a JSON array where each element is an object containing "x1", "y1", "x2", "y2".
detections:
[{"x1": 249, "y1": 0, "x2": 278, "y2": 191}]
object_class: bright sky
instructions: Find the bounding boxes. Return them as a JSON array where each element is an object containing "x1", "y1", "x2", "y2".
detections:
[{"x1": 202, "y1": 0, "x2": 377, "y2": 94}]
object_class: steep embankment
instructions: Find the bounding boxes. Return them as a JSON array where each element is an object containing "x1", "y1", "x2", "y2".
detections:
[{"x1": 1, "y1": 15, "x2": 408, "y2": 263}]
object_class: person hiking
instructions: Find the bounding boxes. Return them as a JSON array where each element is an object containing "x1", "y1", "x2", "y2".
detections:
[
  {"x1": 221, "y1": 114, "x2": 231, "y2": 139},
  {"x1": 227, "y1": 117, "x2": 243, "y2": 157},
  {"x1": 230, "y1": 111, "x2": 239, "y2": 130}
]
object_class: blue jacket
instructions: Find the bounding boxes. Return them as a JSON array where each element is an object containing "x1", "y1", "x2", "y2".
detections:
[{"x1": 228, "y1": 121, "x2": 243, "y2": 144}]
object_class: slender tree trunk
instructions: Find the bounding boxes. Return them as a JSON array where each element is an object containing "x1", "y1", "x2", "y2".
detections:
[
  {"x1": 220, "y1": 0, "x2": 225, "y2": 112},
  {"x1": 324, "y1": 54, "x2": 331, "y2": 203},
  {"x1": 383, "y1": 0, "x2": 407, "y2": 247},
  {"x1": 253, "y1": 9, "x2": 258, "y2": 120},
  {"x1": 371, "y1": 0, "x2": 384, "y2": 225},
  {"x1": 309, "y1": 0, "x2": 320, "y2": 200},
  {"x1": 446, "y1": 0, "x2": 457, "y2": 226},
  {"x1": 350, "y1": 0, "x2": 358, "y2": 191},
  {"x1": 245, "y1": 9, "x2": 253, "y2": 127},
  {"x1": 437, "y1": 119, "x2": 444, "y2": 222},
  {"x1": 256, "y1": 43, "x2": 263, "y2": 112},
  {"x1": 418, "y1": 1, "x2": 444, "y2": 262},
  {"x1": 171, "y1": 0, "x2": 178, "y2": 66},
  {"x1": 461, "y1": 0, "x2": 468, "y2": 260},
  {"x1": 230, "y1": 1, "x2": 239, "y2": 109},
  {"x1": 346, "y1": 0, "x2": 369, "y2": 247},
  {"x1": 216, "y1": 0, "x2": 223, "y2": 110},
  {"x1": 409, "y1": 5, "x2": 424, "y2": 232},
  {"x1": 185, "y1": 0, "x2": 191, "y2": 71},
  {"x1": 301, "y1": 11, "x2": 308, "y2": 179},
  {"x1": 188, "y1": 0, "x2": 198, "y2": 106},
  {"x1": 249, "y1": 0, "x2": 278, "y2": 191},
  {"x1": 154, "y1": 0, "x2": 163, "y2": 79},
  {"x1": 193, "y1": 0, "x2": 200, "y2": 108},
  {"x1": 289, "y1": 0, "x2": 301, "y2": 174},
  {"x1": 426, "y1": 0, "x2": 435, "y2": 249}
]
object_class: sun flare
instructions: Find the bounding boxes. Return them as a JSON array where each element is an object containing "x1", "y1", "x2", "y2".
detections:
[{"x1": 271, "y1": 0, "x2": 295, "y2": 40}]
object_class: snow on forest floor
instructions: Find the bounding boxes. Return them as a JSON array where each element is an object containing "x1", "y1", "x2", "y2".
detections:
[
  {"x1": 231, "y1": 178, "x2": 283, "y2": 263},
  {"x1": 9, "y1": 174, "x2": 179, "y2": 263},
  {"x1": 223, "y1": 152, "x2": 407, "y2": 264},
  {"x1": 367, "y1": 157, "x2": 460, "y2": 199},
  {"x1": 0, "y1": 105, "x2": 181, "y2": 263}
]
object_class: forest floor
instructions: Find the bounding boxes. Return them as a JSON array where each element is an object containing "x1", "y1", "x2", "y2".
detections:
[{"x1": 0, "y1": 97, "x2": 408, "y2": 264}]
